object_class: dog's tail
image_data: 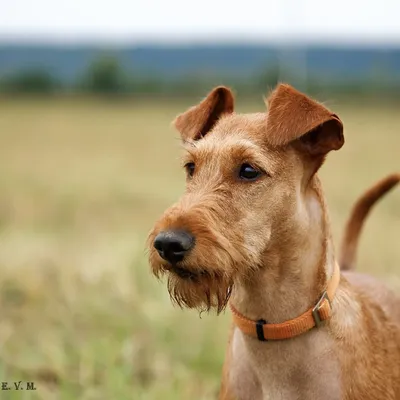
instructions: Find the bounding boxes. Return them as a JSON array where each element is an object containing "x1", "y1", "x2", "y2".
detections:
[{"x1": 339, "y1": 173, "x2": 400, "y2": 271}]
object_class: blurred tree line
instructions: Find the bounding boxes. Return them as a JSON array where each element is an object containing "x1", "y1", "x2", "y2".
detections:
[{"x1": 1, "y1": 54, "x2": 399, "y2": 99}]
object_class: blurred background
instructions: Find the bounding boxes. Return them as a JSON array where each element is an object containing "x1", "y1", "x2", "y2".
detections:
[{"x1": 0, "y1": 1, "x2": 399, "y2": 399}]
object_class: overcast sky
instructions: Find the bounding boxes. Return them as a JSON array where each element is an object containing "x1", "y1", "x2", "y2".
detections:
[{"x1": 1, "y1": 0, "x2": 400, "y2": 45}]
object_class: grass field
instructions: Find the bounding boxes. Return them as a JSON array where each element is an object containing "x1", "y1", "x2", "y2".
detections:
[{"x1": 0, "y1": 96, "x2": 399, "y2": 399}]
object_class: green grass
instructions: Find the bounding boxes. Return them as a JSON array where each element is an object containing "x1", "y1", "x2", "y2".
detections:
[{"x1": 0, "y1": 96, "x2": 399, "y2": 399}]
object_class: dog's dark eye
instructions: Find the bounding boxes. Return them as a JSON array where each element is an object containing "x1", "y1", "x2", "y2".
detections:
[
  {"x1": 185, "y1": 162, "x2": 195, "y2": 177},
  {"x1": 239, "y1": 164, "x2": 261, "y2": 181}
]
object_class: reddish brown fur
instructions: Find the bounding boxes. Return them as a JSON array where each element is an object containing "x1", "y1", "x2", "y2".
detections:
[
  {"x1": 173, "y1": 86, "x2": 235, "y2": 141},
  {"x1": 265, "y1": 84, "x2": 343, "y2": 150},
  {"x1": 147, "y1": 84, "x2": 400, "y2": 400}
]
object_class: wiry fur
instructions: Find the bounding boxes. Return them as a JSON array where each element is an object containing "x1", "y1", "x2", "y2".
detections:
[{"x1": 147, "y1": 83, "x2": 400, "y2": 400}]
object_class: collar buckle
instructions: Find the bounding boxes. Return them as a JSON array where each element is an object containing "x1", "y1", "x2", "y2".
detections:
[{"x1": 312, "y1": 290, "x2": 332, "y2": 328}]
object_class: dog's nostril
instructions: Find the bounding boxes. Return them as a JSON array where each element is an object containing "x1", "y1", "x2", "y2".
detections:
[
  {"x1": 153, "y1": 237, "x2": 164, "y2": 252},
  {"x1": 153, "y1": 230, "x2": 194, "y2": 263}
]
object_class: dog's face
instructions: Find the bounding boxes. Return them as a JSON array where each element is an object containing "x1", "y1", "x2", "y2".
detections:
[{"x1": 148, "y1": 84, "x2": 344, "y2": 312}]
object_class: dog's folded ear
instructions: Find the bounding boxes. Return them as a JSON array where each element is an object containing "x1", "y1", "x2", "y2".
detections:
[
  {"x1": 265, "y1": 84, "x2": 344, "y2": 156},
  {"x1": 173, "y1": 86, "x2": 235, "y2": 141}
]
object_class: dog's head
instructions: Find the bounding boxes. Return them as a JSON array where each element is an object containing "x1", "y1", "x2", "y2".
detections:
[{"x1": 148, "y1": 84, "x2": 344, "y2": 313}]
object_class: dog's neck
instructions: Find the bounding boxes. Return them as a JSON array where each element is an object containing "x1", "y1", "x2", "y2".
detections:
[{"x1": 230, "y1": 178, "x2": 336, "y2": 323}]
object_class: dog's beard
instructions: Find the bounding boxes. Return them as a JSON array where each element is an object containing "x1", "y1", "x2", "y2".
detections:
[
  {"x1": 148, "y1": 225, "x2": 251, "y2": 313},
  {"x1": 165, "y1": 269, "x2": 233, "y2": 314}
]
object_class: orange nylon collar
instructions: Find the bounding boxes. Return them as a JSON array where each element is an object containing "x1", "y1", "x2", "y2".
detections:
[{"x1": 229, "y1": 262, "x2": 341, "y2": 341}]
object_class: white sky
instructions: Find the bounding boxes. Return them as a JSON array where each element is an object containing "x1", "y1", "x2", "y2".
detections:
[{"x1": 1, "y1": 0, "x2": 400, "y2": 45}]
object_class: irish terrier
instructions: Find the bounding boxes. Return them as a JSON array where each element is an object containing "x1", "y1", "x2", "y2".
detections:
[{"x1": 147, "y1": 83, "x2": 400, "y2": 399}]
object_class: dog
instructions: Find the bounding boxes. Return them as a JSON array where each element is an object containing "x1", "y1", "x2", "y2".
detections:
[{"x1": 147, "y1": 83, "x2": 400, "y2": 399}]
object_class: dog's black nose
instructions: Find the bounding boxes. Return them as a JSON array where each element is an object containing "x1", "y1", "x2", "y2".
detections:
[{"x1": 153, "y1": 230, "x2": 194, "y2": 264}]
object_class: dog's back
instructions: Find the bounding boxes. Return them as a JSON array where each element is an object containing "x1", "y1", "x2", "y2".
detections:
[
  {"x1": 340, "y1": 173, "x2": 400, "y2": 324},
  {"x1": 343, "y1": 271, "x2": 400, "y2": 324}
]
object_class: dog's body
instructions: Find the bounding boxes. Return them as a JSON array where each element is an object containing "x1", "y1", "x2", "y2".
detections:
[
  {"x1": 148, "y1": 84, "x2": 400, "y2": 399},
  {"x1": 221, "y1": 271, "x2": 400, "y2": 400},
  {"x1": 220, "y1": 174, "x2": 400, "y2": 400}
]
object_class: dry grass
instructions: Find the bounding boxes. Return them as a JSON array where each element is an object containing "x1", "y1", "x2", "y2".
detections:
[{"x1": 0, "y1": 96, "x2": 399, "y2": 399}]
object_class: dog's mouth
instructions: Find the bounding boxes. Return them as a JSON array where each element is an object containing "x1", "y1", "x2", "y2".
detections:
[
  {"x1": 162, "y1": 263, "x2": 208, "y2": 280},
  {"x1": 172, "y1": 265, "x2": 198, "y2": 279}
]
